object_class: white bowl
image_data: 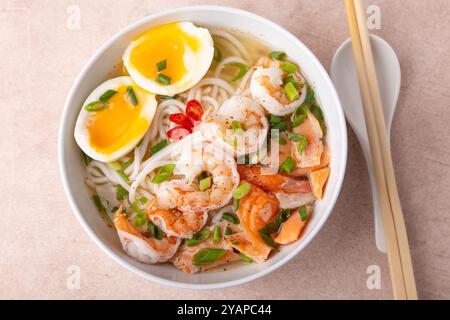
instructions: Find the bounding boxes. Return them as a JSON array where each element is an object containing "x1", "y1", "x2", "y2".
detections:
[{"x1": 58, "y1": 5, "x2": 347, "y2": 289}]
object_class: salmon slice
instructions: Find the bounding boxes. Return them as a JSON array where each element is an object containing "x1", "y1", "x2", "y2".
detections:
[
  {"x1": 170, "y1": 221, "x2": 239, "y2": 273},
  {"x1": 274, "y1": 206, "x2": 312, "y2": 245},
  {"x1": 291, "y1": 146, "x2": 330, "y2": 177},
  {"x1": 292, "y1": 111, "x2": 324, "y2": 168},
  {"x1": 237, "y1": 165, "x2": 311, "y2": 194},
  {"x1": 225, "y1": 232, "x2": 272, "y2": 263},
  {"x1": 308, "y1": 167, "x2": 330, "y2": 199},
  {"x1": 227, "y1": 182, "x2": 279, "y2": 262}
]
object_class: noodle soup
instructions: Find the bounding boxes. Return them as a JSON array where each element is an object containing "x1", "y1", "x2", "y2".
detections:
[{"x1": 74, "y1": 23, "x2": 330, "y2": 273}]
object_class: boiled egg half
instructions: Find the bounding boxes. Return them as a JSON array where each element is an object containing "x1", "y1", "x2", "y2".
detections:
[
  {"x1": 122, "y1": 22, "x2": 214, "y2": 96},
  {"x1": 74, "y1": 76, "x2": 157, "y2": 162}
]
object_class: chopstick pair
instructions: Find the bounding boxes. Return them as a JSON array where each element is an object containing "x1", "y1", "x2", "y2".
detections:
[{"x1": 344, "y1": 0, "x2": 417, "y2": 299}]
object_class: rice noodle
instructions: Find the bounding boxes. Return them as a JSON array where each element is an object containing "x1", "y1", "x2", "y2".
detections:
[
  {"x1": 85, "y1": 29, "x2": 251, "y2": 209},
  {"x1": 210, "y1": 30, "x2": 249, "y2": 60}
]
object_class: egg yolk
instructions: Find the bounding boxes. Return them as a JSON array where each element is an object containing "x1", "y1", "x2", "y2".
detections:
[
  {"x1": 129, "y1": 22, "x2": 200, "y2": 84},
  {"x1": 87, "y1": 85, "x2": 148, "y2": 155}
]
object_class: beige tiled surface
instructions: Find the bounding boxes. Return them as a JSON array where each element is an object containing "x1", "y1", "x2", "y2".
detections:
[{"x1": 1, "y1": 0, "x2": 449, "y2": 299}]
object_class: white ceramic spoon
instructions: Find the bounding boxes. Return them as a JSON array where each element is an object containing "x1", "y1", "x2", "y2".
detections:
[{"x1": 331, "y1": 34, "x2": 401, "y2": 253}]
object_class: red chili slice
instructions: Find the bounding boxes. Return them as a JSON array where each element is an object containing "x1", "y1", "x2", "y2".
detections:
[
  {"x1": 168, "y1": 113, "x2": 194, "y2": 128},
  {"x1": 186, "y1": 100, "x2": 203, "y2": 121},
  {"x1": 167, "y1": 126, "x2": 191, "y2": 141}
]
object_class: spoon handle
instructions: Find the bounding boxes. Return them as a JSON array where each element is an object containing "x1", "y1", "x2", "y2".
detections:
[{"x1": 361, "y1": 143, "x2": 387, "y2": 253}]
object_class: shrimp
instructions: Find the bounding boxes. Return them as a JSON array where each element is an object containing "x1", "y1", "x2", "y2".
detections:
[
  {"x1": 226, "y1": 182, "x2": 279, "y2": 263},
  {"x1": 171, "y1": 221, "x2": 239, "y2": 273},
  {"x1": 237, "y1": 165, "x2": 312, "y2": 194},
  {"x1": 158, "y1": 143, "x2": 240, "y2": 212},
  {"x1": 113, "y1": 207, "x2": 180, "y2": 264},
  {"x1": 292, "y1": 110, "x2": 324, "y2": 168},
  {"x1": 250, "y1": 60, "x2": 307, "y2": 116},
  {"x1": 215, "y1": 95, "x2": 269, "y2": 156},
  {"x1": 147, "y1": 206, "x2": 208, "y2": 239}
]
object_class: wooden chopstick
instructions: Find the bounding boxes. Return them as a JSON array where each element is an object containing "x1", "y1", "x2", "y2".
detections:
[
  {"x1": 344, "y1": 0, "x2": 417, "y2": 299},
  {"x1": 351, "y1": 0, "x2": 417, "y2": 299}
]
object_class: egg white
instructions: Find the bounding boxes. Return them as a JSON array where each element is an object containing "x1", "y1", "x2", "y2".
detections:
[
  {"x1": 74, "y1": 76, "x2": 157, "y2": 163},
  {"x1": 122, "y1": 22, "x2": 214, "y2": 96}
]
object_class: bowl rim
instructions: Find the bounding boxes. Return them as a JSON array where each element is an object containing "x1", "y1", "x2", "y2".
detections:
[{"x1": 58, "y1": 4, "x2": 347, "y2": 290}]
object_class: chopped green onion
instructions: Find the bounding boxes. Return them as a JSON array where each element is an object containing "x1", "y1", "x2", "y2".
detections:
[
  {"x1": 126, "y1": 86, "x2": 138, "y2": 106},
  {"x1": 222, "y1": 212, "x2": 240, "y2": 224},
  {"x1": 148, "y1": 221, "x2": 163, "y2": 240},
  {"x1": 117, "y1": 170, "x2": 129, "y2": 183},
  {"x1": 280, "y1": 61, "x2": 298, "y2": 73},
  {"x1": 155, "y1": 73, "x2": 171, "y2": 85},
  {"x1": 193, "y1": 248, "x2": 226, "y2": 266},
  {"x1": 213, "y1": 225, "x2": 221, "y2": 244},
  {"x1": 84, "y1": 101, "x2": 108, "y2": 112},
  {"x1": 186, "y1": 229, "x2": 211, "y2": 246},
  {"x1": 279, "y1": 136, "x2": 287, "y2": 145},
  {"x1": 284, "y1": 82, "x2": 299, "y2": 101},
  {"x1": 92, "y1": 195, "x2": 104, "y2": 212},
  {"x1": 185, "y1": 239, "x2": 200, "y2": 247},
  {"x1": 283, "y1": 76, "x2": 302, "y2": 88},
  {"x1": 115, "y1": 184, "x2": 129, "y2": 200},
  {"x1": 297, "y1": 134, "x2": 308, "y2": 155},
  {"x1": 306, "y1": 85, "x2": 315, "y2": 103},
  {"x1": 138, "y1": 196, "x2": 148, "y2": 205},
  {"x1": 276, "y1": 208, "x2": 292, "y2": 225},
  {"x1": 99, "y1": 89, "x2": 117, "y2": 102},
  {"x1": 269, "y1": 51, "x2": 287, "y2": 60},
  {"x1": 231, "y1": 242, "x2": 240, "y2": 246},
  {"x1": 261, "y1": 209, "x2": 291, "y2": 235},
  {"x1": 81, "y1": 151, "x2": 92, "y2": 166},
  {"x1": 197, "y1": 171, "x2": 208, "y2": 182},
  {"x1": 299, "y1": 206, "x2": 308, "y2": 221},
  {"x1": 121, "y1": 158, "x2": 133, "y2": 171},
  {"x1": 151, "y1": 164, "x2": 176, "y2": 184},
  {"x1": 131, "y1": 200, "x2": 143, "y2": 214},
  {"x1": 135, "y1": 213, "x2": 147, "y2": 226},
  {"x1": 231, "y1": 120, "x2": 243, "y2": 134},
  {"x1": 156, "y1": 59, "x2": 167, "y2": 72},
  {"x1": 149, "y1": 139, "x2": 168, "y2": 156},
  {"x1": 261, "y1": 221, "x2": 279, "y2": 235},
  {"x1": 233, "y1": 182, "x2": 251, "y2": 200},
  {"x1": 213, "y1": 46, "x2": 223, "y2": 62},
  {"x1": 258, "y1": 231, "x2": 277, "y2": 249},
  {"x1": 225, "y1": 226, "x2": 232, "y2": 236},
  {"x1": 280, "y1": 156, "x2": 295, "y2": 174},
  {"x1": 291, "y1": 103, "x2": 308, "y2": 127},
  {"x1": 107, "y1": 161, "x2": 121, "y2": 171},
  {"x1": 239, "y1": 253, "x2": 253, "y2": 263},
  {"x1": 288, "y1": 133, "x2": 302, "y2": 142},
  {"x1": 195, "y1": 230, "x2": 211, "y2": 241},
  {"x1": 111, "y1": 206, "x2": 119, "y2": 213},
  {"x1": 233, "y1": 198, "x2": 239, "y2": 211},
  {"x1": 269, "y1": 114, "x2": 282, "y2": 124},
  {"x1": 271, "y1": 121, "x2": 288, "y2": 131},
  {"x1": 199, "y1": 176, "x2": 212, "y2": 191},
  {"x1": 158, "y1": 94, "x2": 179, "y2": 102},
  {"x1": 225, "y1": 62, "x2": 249, "y2": 81},
  {"x1": 310, "y1": 104, "x2": 327, "y2": 135}
]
